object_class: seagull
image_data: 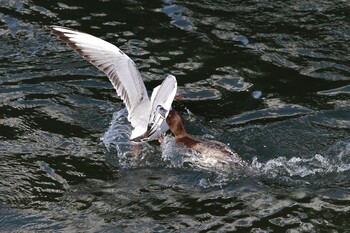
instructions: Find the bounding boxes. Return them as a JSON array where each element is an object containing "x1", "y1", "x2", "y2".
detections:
[{"x1": 46, "y1": 26, "x2": 177, "y2": 142}]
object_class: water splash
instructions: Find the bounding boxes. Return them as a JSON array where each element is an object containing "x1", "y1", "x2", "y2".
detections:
[
  {"x1": 252, "y1": 138, "x2": 350, "y2": 178},
  {"x1": 102, "y1": 109, "x2": 161, "y2": 169}
]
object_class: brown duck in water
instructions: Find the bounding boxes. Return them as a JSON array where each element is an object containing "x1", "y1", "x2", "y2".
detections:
[{"x1": 166, "y1": 110, "x2": 249, "y2": 168}]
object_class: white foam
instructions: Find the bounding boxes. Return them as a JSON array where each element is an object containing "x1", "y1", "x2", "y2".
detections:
[{"x1": 252, "y1": 138, "x2": 350, "y2": 178}]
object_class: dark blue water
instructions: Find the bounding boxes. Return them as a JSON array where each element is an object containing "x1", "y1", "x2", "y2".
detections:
[{"x1": 1, "y1": 0, "x2": 350, "y2": 232}]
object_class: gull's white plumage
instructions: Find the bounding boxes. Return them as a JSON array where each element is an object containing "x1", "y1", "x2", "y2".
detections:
[{"x1": 46, "y1": 26, "x2": 177, "y2": 142}]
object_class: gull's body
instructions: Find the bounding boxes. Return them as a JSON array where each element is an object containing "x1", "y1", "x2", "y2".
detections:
[{"x1": 46, "y1": 26, "x2": 177, "y2": 142}]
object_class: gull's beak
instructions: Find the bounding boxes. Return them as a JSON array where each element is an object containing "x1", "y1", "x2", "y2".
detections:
[{"x1": 156, "y1": 105, "x2": 167, "y2": 119}]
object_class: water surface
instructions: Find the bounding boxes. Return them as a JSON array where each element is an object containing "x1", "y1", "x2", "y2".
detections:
[{"x1": 1, "y1": 0, "x2": 350, "y2": 232}]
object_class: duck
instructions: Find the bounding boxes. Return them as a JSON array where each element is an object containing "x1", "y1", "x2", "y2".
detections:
[
  {"x1": 46, "y1": 26, "x2": 177, "y2": 142},
  {"x1": 166, "y1": 109, "x2": 249, "y2": 167}
]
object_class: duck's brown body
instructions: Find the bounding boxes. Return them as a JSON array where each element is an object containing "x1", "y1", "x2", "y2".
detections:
[{"x1": 166, "y1": 110, "x2": 248, "y2": 167}]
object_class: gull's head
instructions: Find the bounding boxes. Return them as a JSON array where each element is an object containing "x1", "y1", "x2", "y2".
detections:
[
  {"x1": 156, "y1": 105, "x2": 167, "y2": 119},
  {"x1": 166, "y1": 109, "x2": 187, "y2": 137}
]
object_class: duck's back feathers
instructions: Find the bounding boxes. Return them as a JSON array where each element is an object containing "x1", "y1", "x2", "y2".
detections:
[
  {"x1": 193, "y1": 140, "x2": 248, "y2": 167},
  {"x1": 166, "y1": 110, "x2": 249, "y2": 167}
]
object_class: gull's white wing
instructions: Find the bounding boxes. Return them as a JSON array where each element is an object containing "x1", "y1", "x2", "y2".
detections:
[
  {"x1": 46, "y1": 26, "x2": 151, "y2": 129},
  {"x1": 147, "y1": 75, "x2": 177, "y2": 139},
  {"x1": 150, "y1": 75, "x2": 177, "y2": 117}
]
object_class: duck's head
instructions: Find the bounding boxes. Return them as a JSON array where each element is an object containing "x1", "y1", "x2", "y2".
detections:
[{"x1": 166, "y1": 109, "x2": 187, "y2": 137}]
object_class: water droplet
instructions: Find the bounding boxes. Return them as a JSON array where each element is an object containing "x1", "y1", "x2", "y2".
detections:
[{"x1": 252, "y1": 91, "x2": 262, "y2": 99}]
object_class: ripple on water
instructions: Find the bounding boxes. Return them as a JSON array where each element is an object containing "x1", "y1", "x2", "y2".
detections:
[
  {"x1": 120, "y1": 43, "x2": 150, "y2": 57},
  {"x1": 177, "y1": 68, "x2": 252, "y2": 101},
  {"x1": 223, "y1": 103, "x2": 312, "y2": 126},
  {"x1": 210, "y1": 74, "x2": 252, "y2": 92},
  {"x1": 162, "y1": 0, "x2": 194, "y2": 31},
  {"x1": 212, "y1": 29, "x2": 249, "y2": 47},
  {"x1": 307, "y1": 109, "x2": 350, "y2": 130},
  {"x1": 179, "y1": 81, "x2": 222, "y2": 101},
  {"x1": 173, "y1": 61, "x2": 202, "y2": 71},
  {"x1": 317, "y1": 85, "x2": 350, "y2": 96},
  {"x1": 0, "y1": 154, "x2": 65, "y2": 209}
]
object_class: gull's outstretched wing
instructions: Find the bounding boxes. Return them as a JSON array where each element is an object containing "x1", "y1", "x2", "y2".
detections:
[{"x1": 46, "y1": 26, "x2": 150, "y2": 128}]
